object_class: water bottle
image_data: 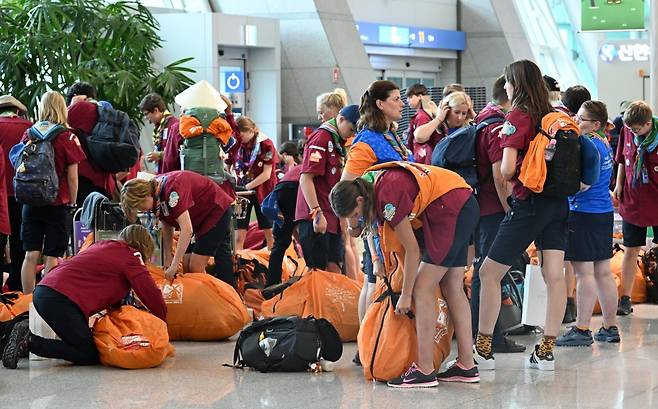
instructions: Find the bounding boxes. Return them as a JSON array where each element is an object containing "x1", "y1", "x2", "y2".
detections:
[{"x1": 544, "y1": 139, "x2": 557, "y2": 161}]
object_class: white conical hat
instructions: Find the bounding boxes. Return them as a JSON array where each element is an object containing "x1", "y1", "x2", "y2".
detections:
[{"x1": 174, "y1": 80, "x2": 228, "y2": 111}]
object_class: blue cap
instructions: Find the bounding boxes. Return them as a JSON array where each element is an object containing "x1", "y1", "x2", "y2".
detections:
[{"x1": 339, "y1": 104, "x2": 359, "y2": 129}]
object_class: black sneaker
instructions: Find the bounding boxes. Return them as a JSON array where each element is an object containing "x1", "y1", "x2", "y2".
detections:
[
  {"x1": 526, "y1": 344, "x2": 554, "y2": 371},
  {"x1": 562, "y1": 298, "x2": 576, "y2": 323},
  {"x1": 2, "y1": 320, "x2": 29, "y2": 369},
  {"x1": 492, "y1": 336, "x2": 527, "y2": 353},
  {"x1": 437, "y1": 363, "x2": 480, "y2": 383},
  {"x1": 387, "y1": 363, "x2": 438, "y2": 388},
  {"x1": 594, "y1": 326, "x2": 621, "y2": 343},
  {"x1": 617, "y1": 296, "x2": 633, "y2": 316}
]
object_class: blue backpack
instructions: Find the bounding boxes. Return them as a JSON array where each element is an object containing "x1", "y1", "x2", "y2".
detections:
[
  {"x1": 431, "y1": 117, "x2": 504, "y2": 192},
  {"x1": 10, "y1": 122, "x2": 65, "y2": 206}
]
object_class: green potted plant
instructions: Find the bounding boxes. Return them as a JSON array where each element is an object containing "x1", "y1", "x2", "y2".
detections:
[{"x1": 0, "y1": 0, "x2": 195, "y2": 120}]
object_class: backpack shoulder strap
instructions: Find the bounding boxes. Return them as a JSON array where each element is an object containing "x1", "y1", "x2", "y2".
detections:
[{"x1": 476, "y1": 116, "x2": 505, "y2": 133}]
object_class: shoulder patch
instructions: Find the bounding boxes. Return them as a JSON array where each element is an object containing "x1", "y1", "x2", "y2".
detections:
[
  {"x1": 501, "y1": 121, "x2": 516, "y2": 136},
  {"x1": 264, "y1": 150, "x2": 273, "y2": 161},
  {"x1": 168, "y1": 191, "x2": 179, "y2": 208},
  {"x1": 383, "y1": 203, "x2": 396, "y2": 222}
]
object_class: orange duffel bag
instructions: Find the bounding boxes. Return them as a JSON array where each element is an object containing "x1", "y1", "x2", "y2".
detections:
[
  {"x1": 358, "y1": 253, "x2": 453, "y2": 382},
  {"x1": 611, "y1": 244, "x2": 646, "y2": 304},
  {"x1": 0, "y1": 292, "x2": 32, "y2": 345},
  {"x1": 148, "y1": 265, "x2": 250, "y2": 341},
  {"x1": 92, "y1": 305, "x2": 174, "y2": 369},
  {"x1": 260, "y1": 269, "x2": 361, "y2": 342}
]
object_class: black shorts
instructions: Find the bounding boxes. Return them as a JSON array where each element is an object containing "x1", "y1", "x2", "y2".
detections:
[
  {"x1": 236, "y1": 194, "x2": 273, "y2": 230},
  {"x1": 565, "y1": 211, "x2": 613, "y2": 262},
  {"x1": 21, "y1": 205, "x2": 69, "y2": 257},
  {"x1": 488, "y1": 195, "x2": 568, "y2": 266},
  {"x1": 297, "y1": 220, "x2": 344, "y2": 269},
  {"x1": 186, "y1": 208, "x2": 232, "y2": 256},
  {"x1": 417, "y1": 195, "x2": 480, "y2": 267},
  {"x1": 622, "y1": 221, "x2": 658, "y2": 248}
]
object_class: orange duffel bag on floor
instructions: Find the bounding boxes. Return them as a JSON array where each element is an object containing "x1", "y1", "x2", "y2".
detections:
[
  {"x1": 92, "y1": 305, "x2": 174, "y2": 369},
  {"x1": 0, "y1": 292, "x2": 32, "y2": 344},
  {"x1": 358, "y1": 253, "x2": 453, "y2": 382},
  {"x1": 611, "y1": 244, "x2": 646, "y2": 304},
  {"x1": 148, "y1": 265, "x2": 250, "y2": 341},
  {"x1": 260, "y1": 269, "x2": 361, "y2": 341}
]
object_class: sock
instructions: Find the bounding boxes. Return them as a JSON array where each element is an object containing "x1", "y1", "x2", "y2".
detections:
[
  {"x1": 475, "y1": 333, "x2": 493, "y2": 357},
  {"x1": 537, "y1": 336, "x2": 556, "y2": 358},
  {"x1": 567, "y1": 297, "x2": 575, "y2": 305}
]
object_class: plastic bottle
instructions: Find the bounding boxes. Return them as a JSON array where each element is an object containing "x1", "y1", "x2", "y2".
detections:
[{"x1": 544, "y1": 139, "x2": 557, "y2": 161}]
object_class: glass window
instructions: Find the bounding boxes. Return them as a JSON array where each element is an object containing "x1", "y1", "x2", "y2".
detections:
[{"x1": 387, "y1": 77, "x2": 403, "y2": 88}]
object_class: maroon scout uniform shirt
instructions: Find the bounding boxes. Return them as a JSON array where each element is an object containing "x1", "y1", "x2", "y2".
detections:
[
  {"x1": 295, "y1": 128, "x2": 343, "y2": 235},
  {"x1": 615, "y1": 126, "x2": 658, "y2": 226},
  {"x1": 499, "y1": 109, "x2": 536, "y2": 200},
  {"x1": 159, "y1": 115, "x2": 182, "y2": 174},
  {"x1": 406, "y1": 108, "x2": 444, "y2": 165},
  {"x1": 475, "y1": 103, "x2": 507, "y2": 216},
  {"x1": 39, "y1": 240, "x2": 167, "y2": 321},
  {"x1": 374, "y1": 169, "x2": 472, "y2": 265},
  {"x1": 0, "y1": 115, "x2": 32, "y2": 197},
  {"x1": 154, "y1": 171, "x2": 233, "y2": 238}
]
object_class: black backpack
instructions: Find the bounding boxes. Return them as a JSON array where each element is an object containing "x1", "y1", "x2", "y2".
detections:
[
  {"x1": 10, "y1": 123, "x2": 65, "y2": 206},
  {"x1": 87, "y1": 104, "x2": 140, "y2": 173},
  {"x1": 431, "y1": 117, "x2": 504, "y2": 193},
  {"x1": 537, "y1": 114, "x2": 582, "y2": 198},
  {"x1": 232, "y1": 316, "x2": 342, "y2": 372}
]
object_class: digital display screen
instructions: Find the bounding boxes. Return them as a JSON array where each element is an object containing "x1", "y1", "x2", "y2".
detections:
[{"x1": 356, "y1": 21, "x2": 465, "y2": 51}]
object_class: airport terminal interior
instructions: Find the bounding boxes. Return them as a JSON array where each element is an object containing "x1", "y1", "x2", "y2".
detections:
[{"x1": 1, "y1": 0, "x2": 658, "y2": 408}]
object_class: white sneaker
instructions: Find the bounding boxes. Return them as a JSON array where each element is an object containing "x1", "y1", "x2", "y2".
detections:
[
  {"x1": 445, "y1": 346, "x2": 495, "y2": 371},
  {"x1": 526, "y1": 344, "x2": 555, "y2": 371}
]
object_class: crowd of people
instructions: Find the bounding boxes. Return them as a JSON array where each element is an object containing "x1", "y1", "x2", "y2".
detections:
[{"x1": 0, "y1": 58, "x2": 657, "y2": 389}]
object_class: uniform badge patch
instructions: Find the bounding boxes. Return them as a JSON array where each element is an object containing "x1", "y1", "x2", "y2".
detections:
[
  {"x1": 328, "y1": 141, "x2": 334, "y2": 152},
  {"x1": 168, "y1": 191, "x2": 179, "y2": 208},
  {"x1": 331, "y1": 167, "x2": 337, "y2": 175},
  {"x1": 257, "y1": 161, "x2": 263, "y2": 167},
  {"x1": 383, "y1": 203, "x2": 396, "y2": 222},
  {"x1": 264, "y1": 151, "x2": 273, "y2": 161},
  {"x1": 310, "y1": 151, "x2": 322, "y2": 163},
  {"x1": 501, "y1": 121, "x2": 516, "y2": 136}
]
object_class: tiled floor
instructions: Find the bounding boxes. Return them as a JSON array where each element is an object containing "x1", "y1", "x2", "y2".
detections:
[{"x1": 5, "y1": 305, "x2": 658, "y2": 408}]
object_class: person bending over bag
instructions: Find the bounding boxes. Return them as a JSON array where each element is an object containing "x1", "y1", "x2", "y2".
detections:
[
  {"x1": 2, "y1": 225, "x2": 166, "y2": 369},
  {"x1": 121, "y1": 170, "x2": 234, "y2": 284},
  {"x1": 330, "y1": 162, "x2": 480, "y2": 388}
]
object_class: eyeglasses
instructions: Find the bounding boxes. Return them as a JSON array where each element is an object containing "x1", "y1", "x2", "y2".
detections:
[{"x1": 576, "y1": 115, "x2": 597, "y2": 123}]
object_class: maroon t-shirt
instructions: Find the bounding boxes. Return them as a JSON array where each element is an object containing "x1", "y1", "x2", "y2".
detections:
[
  {"x1": 68, "y1": 100, "x2": 115, "y2": 196},
  {"x1": 155, "y1": 171, "x2": 233, "y2": 238},
  {"x1": 295, "y1": 128, "x2": 343, "y2": 234},
  {"x1": 406, "y1": 109, "x2": 444, "y2": 165},
  {"x1": 374, "y1": 169, "x2": 472, "y2": 265},
  {"x1": 281, "y1": 164, "x2": 302, "y2": 183},
  {"x1": 39, "y1": 240, "x2": 166, "y2": 321},
  {"x1": 475, "y1": 103, "x2": 507, "y2": 216},
  {"x1": 0, "y1": 116, "x2": 32, "y2": 197},
  {"x1": 499, "y1": 109, "x2": 536, "y2": 200},
  {"x1": 615, "y1": 126, "x2": 658, "y2": 226},
  {"x1": 231, "y1": 136, "x2": 278, "y2": 203},
  {"x1": 0, "y1": 145, "x2": 9, "y2": 235},
  {"x1": 160, "y1": 116, "x2": 182, "y2": 174},
  {"x1": 21, "y1": 126, "x2": 86, "y2": 206}
]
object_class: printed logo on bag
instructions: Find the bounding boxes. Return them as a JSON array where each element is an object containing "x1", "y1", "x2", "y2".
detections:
[
  {"x1": 501, "y1": 121, "x2": 516, "y2": 136},
  {"x1": 168, "y1": 191, "x2": 179, "y2": 208},
  {"x1": 383, "y1": 203, "x2": 396, "y2": 221},
  {"x1": 120, "y1": 335, "x2": 151, "y2": 350}
]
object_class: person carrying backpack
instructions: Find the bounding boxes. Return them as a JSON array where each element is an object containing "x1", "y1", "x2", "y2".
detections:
[
  {"x1": 470, "y1": 76, "x2": 525, "y2": 354},
  {"x1": 556, "y1": 100, "x2": 620, "y2": 346},
  {"x1": 614, "y1": 101, "x2": 658, "y2": 315},
  {"x1": 330, "y1": 162, "x2": 480, "y2": 387},
  {"x1": 0, "y1": 95, "x2": 32, "y2": 291},
  {"x1": 12, "y1": 91, "x2": 86, "y2": 294},
  {"x1": 66, "y1": 82, "x2": 117, "y2": 205},
  {"x1": 2, "y1": 225, "x2": 166, "y2": 369},
  {"x1": 475, "y1": 60, "x2": 568, "y2": 372}
]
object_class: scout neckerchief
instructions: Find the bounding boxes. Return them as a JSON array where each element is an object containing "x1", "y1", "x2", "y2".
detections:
[
  {"x1": 381, "y1": 128, "x2": 409, "y2": 161},
  {"x1": 154, "y1": 176, "x2": 168, "y2": 218},
  {"x1": 319, "y1": 117, "x2": 346, "y2": 160},
  {"x1": 633, "y1": 116, "x2": 658, "y2": 186},
  {"x1": 235, "y1": 134, "x2": 264, "y2": 185},
  {"x1": 152, "y1": 111, "x2": 173, "y2": 149}
]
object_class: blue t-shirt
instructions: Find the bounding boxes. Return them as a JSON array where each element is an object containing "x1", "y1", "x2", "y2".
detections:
[{"x1": 569, "y1": 135, "x2": 614, "y2": 213}]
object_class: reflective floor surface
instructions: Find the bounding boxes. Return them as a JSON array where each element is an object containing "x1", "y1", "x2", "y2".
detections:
[{"x1": 4, "y1": 304, "x2": 658, "y2": 409}]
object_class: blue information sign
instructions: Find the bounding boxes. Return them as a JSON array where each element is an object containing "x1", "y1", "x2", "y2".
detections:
[
  {"x1": 356, "y1": 21, "x2": 465, "y2": 51},
  {"x1": 224, "y1": 70, "x2": 244, "y2": 93}
]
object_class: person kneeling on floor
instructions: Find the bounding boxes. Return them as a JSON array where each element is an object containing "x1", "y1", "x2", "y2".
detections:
[{"x1": 2, "y1": 225, "x2": 166, "y2": 369}]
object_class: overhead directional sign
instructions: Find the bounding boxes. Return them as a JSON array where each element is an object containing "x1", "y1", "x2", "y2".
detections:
[{"x1": 356, "y1": 21, "x2": 465, "y2": 51}]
